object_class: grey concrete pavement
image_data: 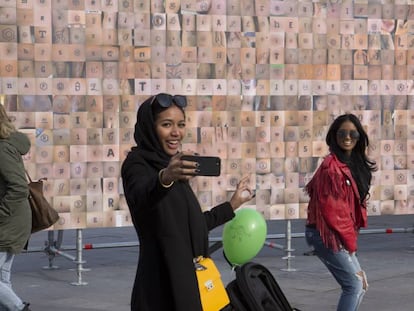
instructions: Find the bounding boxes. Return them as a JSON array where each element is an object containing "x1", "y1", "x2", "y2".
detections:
[{"x1": 12, "y1": 215, "x2": 414, "y2": 311}]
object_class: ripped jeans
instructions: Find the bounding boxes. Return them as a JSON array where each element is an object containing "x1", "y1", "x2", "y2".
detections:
[{"x1": 306, "y1": 227, "x2": 365, "y2": 311}]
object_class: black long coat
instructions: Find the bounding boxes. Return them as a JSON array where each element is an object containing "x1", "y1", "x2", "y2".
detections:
[{"x1": 122, "y1": 153, "x2": 234, "y2": 311}]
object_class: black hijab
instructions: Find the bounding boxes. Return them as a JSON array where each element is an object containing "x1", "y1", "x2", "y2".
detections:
[
  {"x1": 130, "y1": 95, "x2": 208, "y2": 258},
  {"x1": 132, "y1": 96, "x2": 171, "y2": 170}
]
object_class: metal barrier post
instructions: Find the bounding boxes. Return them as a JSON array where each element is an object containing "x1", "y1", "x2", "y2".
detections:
[
  {"x1": 70, "y1": 229, "x2": 88, "y2": 286},
  {"x1": 281, "y1": 220, "x2": 297, "y2": 272}
]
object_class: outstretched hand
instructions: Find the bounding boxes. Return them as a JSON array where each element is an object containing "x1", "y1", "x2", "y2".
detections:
[
  {"x1": 161, "y1": 156, "x2": 255, "y2": 211},
  {"x1": 160, "y1": 152, "x2": 199, "y2": 185},
  {"x1": 229, "y1": 175, "x2": 255, "y2": 211}
]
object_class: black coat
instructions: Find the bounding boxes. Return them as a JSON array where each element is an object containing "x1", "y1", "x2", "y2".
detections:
[
  {"x1": 122, "y1": 154, "x2": 234, "y2": 311},
  {"x1": 121, "y1": 97, "x2": 235, "y2": 311}
]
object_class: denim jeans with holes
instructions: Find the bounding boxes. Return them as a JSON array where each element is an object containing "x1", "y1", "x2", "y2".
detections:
[
  {"x1": 0, "y1": 252, "x2": 25, "y2": 311},
  {"x1": 305, "y1": 227, "x2": 365, "y2": 311}
]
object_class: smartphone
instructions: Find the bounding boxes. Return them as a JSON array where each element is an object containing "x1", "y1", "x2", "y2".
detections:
[{"x1": 181, "y1": 155, "x2": 221, "y2": 176}]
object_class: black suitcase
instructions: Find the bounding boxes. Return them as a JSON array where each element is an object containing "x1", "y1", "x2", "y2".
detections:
[{"x1": 225, "y1": 262, "x2": 300, "y2": 311}]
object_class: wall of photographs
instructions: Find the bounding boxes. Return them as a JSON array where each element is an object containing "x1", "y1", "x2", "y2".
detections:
[{"x1": 1, "y1": 0, "x2": 413, "y2": 229}]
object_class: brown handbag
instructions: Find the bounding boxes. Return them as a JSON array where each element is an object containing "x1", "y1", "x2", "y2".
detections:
[{"x1": 26, "y1": 171, "x2": 59, "y2": 233}]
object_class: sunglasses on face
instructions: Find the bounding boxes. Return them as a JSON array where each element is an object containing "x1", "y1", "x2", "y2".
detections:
[
  {"x1": 150, "y1": 93, "x2": 187, "y2": 108},
  {"x1": 336, "y1": 129, "x2": 360, "y2": 140}
]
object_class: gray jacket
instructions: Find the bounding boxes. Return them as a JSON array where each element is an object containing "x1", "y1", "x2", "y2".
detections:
[{"x1": 0, "y1": 131, "x2": 31, "y2": 254}]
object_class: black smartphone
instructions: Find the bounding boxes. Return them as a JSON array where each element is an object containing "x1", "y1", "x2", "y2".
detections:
[{"x1": 181, "y1": 155, "x2": 221, "y2": 176}]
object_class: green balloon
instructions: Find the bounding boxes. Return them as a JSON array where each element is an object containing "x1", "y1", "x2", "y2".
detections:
[{"x1": 222, "y1": 208, "x2": 267, "y2": 265}]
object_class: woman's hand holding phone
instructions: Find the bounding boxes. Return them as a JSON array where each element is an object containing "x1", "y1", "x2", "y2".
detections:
[
  {"x1": 180, "y1": 155, "x2": 221, "y2": 176},
  {"x1": 162, "y1": 152, "x2": 220, "y2": 184}
]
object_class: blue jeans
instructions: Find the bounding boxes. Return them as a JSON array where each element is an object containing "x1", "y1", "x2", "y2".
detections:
[
  {"x1": 306, "y1": 227, "x2": 365, "y2": 311},
  {"x1": 0, "y1": 252, "x2": 25, "y2": 311}
]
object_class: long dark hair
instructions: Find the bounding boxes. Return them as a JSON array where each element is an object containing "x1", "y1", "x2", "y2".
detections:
[{"x1": 326, "y1": 114, "x2": 377, "y2": 202}]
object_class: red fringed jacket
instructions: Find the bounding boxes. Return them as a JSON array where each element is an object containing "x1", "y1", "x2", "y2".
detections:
[{"x1": 305, "y1": 153, "x2": 367, "y2": 253}]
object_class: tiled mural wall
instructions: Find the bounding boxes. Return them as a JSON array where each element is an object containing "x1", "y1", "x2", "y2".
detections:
[{"x1": 1, "y1": 0, "x2": 413, "y2": 229}]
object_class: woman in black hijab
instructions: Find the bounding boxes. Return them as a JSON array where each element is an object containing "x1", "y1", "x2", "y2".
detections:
[{"x1": 121, "y1": 93, "x2": 254, "y2": 311}]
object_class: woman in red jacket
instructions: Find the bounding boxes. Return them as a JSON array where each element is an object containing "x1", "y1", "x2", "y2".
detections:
[{"x1": 305, "y1": 113, "x2": 377, "y2": 311}]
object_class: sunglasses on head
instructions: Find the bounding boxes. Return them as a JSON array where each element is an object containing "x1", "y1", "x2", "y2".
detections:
[
  {"x1": 150, "y1": 93, "x2": 187, "y2": 108},
  {"x1": 336, "y1": 129, "x2": 360, "y2": 140}
]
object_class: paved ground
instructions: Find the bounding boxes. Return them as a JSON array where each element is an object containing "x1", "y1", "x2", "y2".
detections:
[{"x1": 12, "y1": 215, "x2": 414, "y2": 311}]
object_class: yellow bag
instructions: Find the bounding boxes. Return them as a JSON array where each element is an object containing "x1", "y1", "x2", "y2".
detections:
[{"x1": 195, "y1": 257, "x2": 230, "y2": 311}]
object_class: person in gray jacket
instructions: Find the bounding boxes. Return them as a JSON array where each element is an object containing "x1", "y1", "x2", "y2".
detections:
[{"x1": 0, "y1": 104, "x2": 32, "y2": 311}]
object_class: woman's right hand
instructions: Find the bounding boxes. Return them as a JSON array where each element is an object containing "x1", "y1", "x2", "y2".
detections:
[{"x1": 160, "y1": 152, "x2": 199, "y2": 184}]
